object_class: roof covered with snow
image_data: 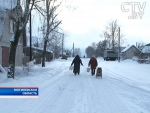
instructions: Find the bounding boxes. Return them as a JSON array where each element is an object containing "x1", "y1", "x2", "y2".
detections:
[
  {"x1": 26, "y1": 36, "x2": 53, "y2": 53},
  {"x1": 121, "y1": 45, "x2": 140, "y2": 53},
  {"x1": 121, "y1": 45, "x2": 132, "y2": 52},
  {"x1": 142, "y1": 46, "x2": 150, "y2": 53}
]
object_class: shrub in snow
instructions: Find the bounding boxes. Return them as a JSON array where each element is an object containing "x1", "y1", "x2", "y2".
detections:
[{"x1": 132, "y1": 56, "x2": 139, "y2": 61}]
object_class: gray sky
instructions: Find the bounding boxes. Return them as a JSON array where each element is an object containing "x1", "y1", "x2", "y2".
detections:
[
  {"x1": 57, "y1": 0, "x2": 150, "y2": 55},
  {"x1": 30, "y1": 0, "x2": 150, "y2": 56}
]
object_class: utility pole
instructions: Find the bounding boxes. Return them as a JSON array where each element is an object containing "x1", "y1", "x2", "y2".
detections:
[
  {"x1": 118, "y1": 27, "x2": 120, "y2": 62},
  {"x1": 30, "y1": 11, "x2": 32, "y2": 61},
  {"x1": 73, "y1": 43, "x2": 74, "y2": 57},
  {"x1": 62, "y1": 34, "x2": 64, "y2": 57}
]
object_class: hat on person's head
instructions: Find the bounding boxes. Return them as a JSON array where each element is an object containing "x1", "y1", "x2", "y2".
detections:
[{"x1": 75, "y1": 55, "x2": 79, "y2": 58}]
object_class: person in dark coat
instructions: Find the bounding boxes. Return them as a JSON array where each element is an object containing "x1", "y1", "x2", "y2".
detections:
[
  {"x1": 88, "y1": 55, "x2": 98, "y2": 75},
  {"x1": 71, "y1": 55, "x2": 83, "y2": 75}
]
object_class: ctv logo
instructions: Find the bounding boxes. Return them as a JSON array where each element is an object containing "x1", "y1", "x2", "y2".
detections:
[{"x1": 121, "y1": 2, "x2": 146, "y2": 19}]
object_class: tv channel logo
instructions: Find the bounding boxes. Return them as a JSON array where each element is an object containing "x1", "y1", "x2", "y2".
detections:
[{"x1": 121, "y1": 2, "x2": 146, "y2": 19}]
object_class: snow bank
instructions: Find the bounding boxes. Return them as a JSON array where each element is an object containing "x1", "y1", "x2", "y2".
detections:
[{"x1": 0, "y1": 64, "x2": 6, "y2": 73}]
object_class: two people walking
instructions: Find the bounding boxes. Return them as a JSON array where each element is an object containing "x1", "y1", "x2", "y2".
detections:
[{"x1": 71, "y1": 55, "x2": 98, "y2": 76}]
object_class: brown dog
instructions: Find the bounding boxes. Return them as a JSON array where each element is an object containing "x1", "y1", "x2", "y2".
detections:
[{"x1": 96, "y1": 67, "x2": 102, "y2": 78}]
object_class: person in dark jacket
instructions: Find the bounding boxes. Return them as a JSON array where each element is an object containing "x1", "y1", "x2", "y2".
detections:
[
  {"x1": 88, "y1": 55, "x2": 98, "y2": 75},
  {"x1": 71, "y1": 55, "x2": 83, "y2": 75}
]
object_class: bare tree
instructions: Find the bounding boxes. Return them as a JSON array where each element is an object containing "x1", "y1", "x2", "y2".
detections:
[
  {"x1": 136, "y1": 41, "x2": 145, "y2": 51},
  {"x1": 85, "y1": 46, "x2": 95, "y2": 58},
  {"x1": 74, "y1": 48, "x2": 81, "y2": 57},
  {"x1": 47, "y1": 30, "x2": 63, "y2": 59},
  {"x1": 35, "y1": 0, "x2": 62, "y2": 67},
  {"x1": 102, "y1": 31, "x2": 111, "y2": 49},
  {"x1": 91, "y1": 42, "x2": 97, "y2": 50},
  {"x1": 7, "y1": 0, "x2": 36, "y2": 78},
  {"x1": 95, "y1": 40, "x2": 107, "y2": 57},
  {"x1": 105, "y1": 20, "x2": 124, "y2": 50}
]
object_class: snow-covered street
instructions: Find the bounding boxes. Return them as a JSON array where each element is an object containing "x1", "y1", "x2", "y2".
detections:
[{"x1": 0, "y1": 58, "x2": 150, "y2": 113}]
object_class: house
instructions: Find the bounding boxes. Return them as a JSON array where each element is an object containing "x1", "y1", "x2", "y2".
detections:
[
  {"x1": 121, "y1": 45, "x2": 141, "y2": 59},
  {"x1": 23, "y1": 37, "x2": 53, "y2": 65},
  {"x1": 23, "y1": 46, "x2": 53, "y2": 65},
  {"x1": 135, "y1": 43, "x2": 150, "y2": 64},
  {"x1": 0, "y1": 0, "x2": 23, "y2": 67},
  {"x1": 141, "y1": 43, "x2": 150, "y2": 58},
  {"x1": 142, "y1": 43, "x2": 150, "y2": 54}
]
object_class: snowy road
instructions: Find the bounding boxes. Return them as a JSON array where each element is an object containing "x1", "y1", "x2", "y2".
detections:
[{"x1": 0, "y1": 58, "x2": 150, "y2": 113}]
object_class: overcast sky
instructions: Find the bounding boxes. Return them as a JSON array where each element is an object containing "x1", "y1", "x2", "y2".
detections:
[
  {"x1": 56, "y1": 0, "x2": 150, "y2": 55},
  {"x1": 30, "y1": 0, "x2": 150, "y2": 56}
]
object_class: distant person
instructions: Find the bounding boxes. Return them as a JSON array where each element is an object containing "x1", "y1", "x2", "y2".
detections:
[
  {"x1": 88, "y1": 55, "x2": 98, "y2": 75},
  {"x1": 71, "y1": 55, "x2": 83, "y2": 75}
]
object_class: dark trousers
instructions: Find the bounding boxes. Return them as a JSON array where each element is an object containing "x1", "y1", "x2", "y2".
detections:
[{"x1": 91, "y1": 69, "x2": 95, "y2": 75}]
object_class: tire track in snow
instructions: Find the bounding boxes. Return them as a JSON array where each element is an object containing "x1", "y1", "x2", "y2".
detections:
[
  {"x1": 0, "y1": 62, "x2": 70, "y2": 113},
  {"x1": 102, "y1": 67, "x2": 150, "y2": 113},
  {"x1": 21, "y1": 64, "x2": 70, "y2": 113},
  {"x1": 82, "y1": 74, "x2": 131, "y2": 113},
  {"x1": 46, "y1": 73, "x2": 85, "y2": 113},
  {"x1": 68, "y1": 75, "x2": 89, "y2": 113},
  {"x1": 65, "y1": 73, "x2": 131, "y2": 113},
  {"x1": 104, "y1": 70, "x2": 150, "y2": 113}
]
